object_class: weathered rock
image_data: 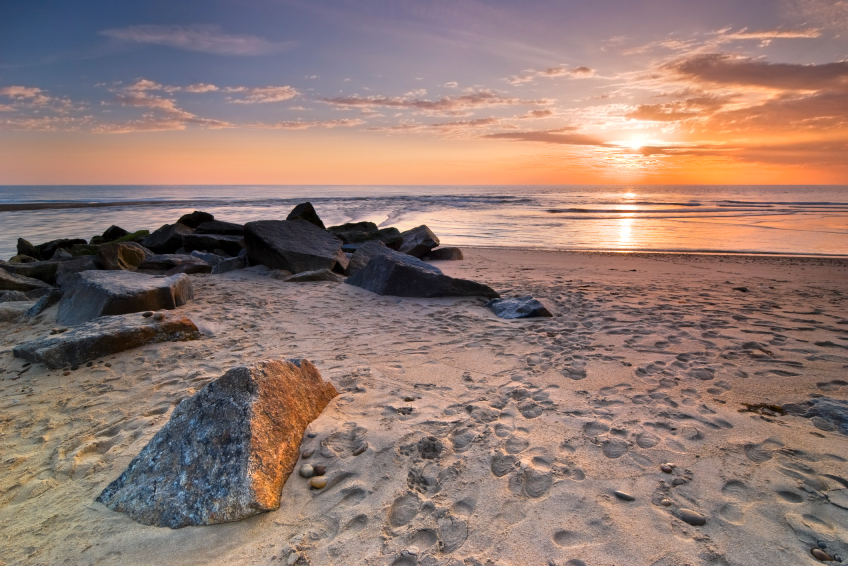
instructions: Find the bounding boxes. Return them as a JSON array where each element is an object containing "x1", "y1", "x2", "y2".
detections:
[
  {"x1": 0, "y1": 268, "x2": 53, "y2": 292},
  {"x1": 286, "y1": 202, "x2": 325, "y2": 229},
  {"x1": 89, "y1": 235, "x2": 105, "y2": 246},
  {"x1": 14, "y1": 311, "x2": 201, "y2": 369},
  {"x1": 284, "y1": 269, "x2": 346, "y2": 283},
  {"x1": 36, "y1": 238, "x2": 87, "y2": 260},
  {"x1": 347, "y1": 240, "x2": 440, "y2": 277},
  {"x1": 24, "y1": 287, "x2": 52, "y2": 299},
  {"x1": 678, "y1": 509, "x2": 706, "y2": 526},
  {"x1": 70, "y1": 243, "x2": 101, "y2": 257},
  {"x1": 51, "y1": 248, "x2": 74, "y2": 260},
  {"x1": 428, "y1": 247, "x2": 463, "y2": 261},
  {"x1": 485, "y1": 296, "x2": 553, "y2": 319},
  {"x1": 327, "y1": 221, "x2": 379, "y2": 235},
  {"x1": 328, "y1": 223, "x2": 402, "y2": 249},
  {"x1": 345, "y1": 254, "x2": 499, "y2": 298},
  {"x1": 97, "y1": 242, "x2": 152, "y2": 271},
  {"x1": 164, "y1": 262, "x2": 212, "y2": 275},
  {"x1": 0, "y1": 302, "x2": 35, "y2": 322},
  {"x1": 0, "y1": 290, "x2": 30, "y2": 303},
  {"x1": 17, "y1": 238, "x2": 41, "y2": 260},
  {"x1": 8, "y1": 255, "x2": 38, "y2": 264},
  {"x1": 269, "y1": 269, "x2": 294, "y2": 280},
  {"x1": 189, "y1": 250, "x2": 224, "y2": 266},
  {"x1": 55, "y1": 256, "x2": 99, "y2": 287},
  {"x1": 102, "y1": 225, "x2": 130, "y2": 242},
  {"x1": 785, "y1": 397, "x2": 848, "y2": 435},
  {"x1": 196, "y1": 220, "x2": 244, "y2": 236},
  {"x1": 57, "y1": 271, "x2": 193, "y2": 326},
  {"x1": 96, "y1": 359, "x2": 338, "y2": 528},
  {"x1": 244, "y1": 220, "x2": 348, "y2": 274},
  {"x1": 182, "y1": 233, "x2": 244, "y2": 257},
  {"x1": 177, "y1": 210, "x2": 214, "y2": 229},
  {"x1": 111, "y1": 230, "x2": 150, "y2": 244},
  {"x1": 211, "y1": 256, "x2": 246, "y2": 274},
  {"x1": 397, "y1": 225, "x2": 440, "y2": 258},
  {"x1": 142, "y1": 223, "x2": 195, "y2": 254},
  {"x1": 24, "y1": 288, "x2": 64, "y2": 318},
  {"x1": 138, "y1": 254, "x2": 209, "y2": 272}
]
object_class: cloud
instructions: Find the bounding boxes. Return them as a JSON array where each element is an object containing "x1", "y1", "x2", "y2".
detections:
[
  {"x1": 625, "y1": 95, "x2": 731, "y2": 122},
  {"x1": 0, "y1": 85, "x2": 53, "y2": 106},
  {"x1": 322, "y1": 90, "x2": 550, "y2": 115},
  {"x1": 94, "y1": 115, "x2": 231, "y2": 134},
  {"x1": 100, "y1": 25, "x2": 293, "y2": 56},
  {"x1": 483, "y1": 127, "x2": 605, "y2": 146},
  {"x1": 0, "y1": 115, "x2": 91, "y2": 132},
  {"x1": 716, "y1": 27, "x2": 821, "y2": 40},
  {"x1": 515, "y1": 109, "x2": 554, "y2": 119},
  {"x1": 181, "y1": 83, "x2": 219, "y2": 93},
  {"x1": 443, "y1": 81, "x2": 458, "y2": 88},
  {"x1": 369, "y1": 117, "x2": 500, "y2": 133},
  {"x1": 783, "y1": 0, "x2": 848, "y2": 32},
  {"x1": 103, "y1": 82, "x2": 232, "y2": 132},
  {"x1": 507, "y1": 66, "x2": 595, "y2": 85},
  {"x1": 226, "y1": 85, "x2": 299, "y2": 104},
  {"x1": 256, "y1": 118, "x2": 364, "y2": 129}
]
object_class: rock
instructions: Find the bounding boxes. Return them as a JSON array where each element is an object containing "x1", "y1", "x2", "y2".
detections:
[
  {"x1": 0, "y1": 290, "x2": 30, "y2": 303},
  {"x1": 164, "y1": 262, "x2": 213, "y2": 275},
  {"x1": 661, "y1": 464, "x2": 673, "y2": 473},
  {"x1": 196, "y1": 220, "x2": 244, "y2": 236},
  {"x1": 142, "y1": 224, "x2": 195, "y2": 254},
  {"x1": 270, "y1": 269, "x2": 294, "y2": 280},
  {"x1": 50, "y1": 248, "x2": 74, "y2": 260},
  {"x1": 17, "y1": 238, "x2": 41, "y2": 260},
  {"x1": 102, "y1": 225, "x2": 129, "y2": 242},
  {"x1": 14, "y1": 311, "x2": 200, "y2": 369},
  {"x1": 189, "y1": 250, "x2": 224, "y2": 266},
  {"x1": 660, "y1": 499, "x2": 673, "y2": 507},
  {"x1": 310, "y1": 476, "x2": 328, "y2": 489},
  {"x1": 785, "y1": 397, "x2": 848, "y2": 435},
  {"x1": 57, "y1": 271, "x2": 193, "y2": 326},
  {"x1": 96, "y1": 359, "x2": 338, "y2": 528},
  {"x1": 24, "y1": 288, "x2": 64, "y2": 318},
  {"x1": 55, "y1": 256, "x2": 99, "y2": 287},
  {"x1": 89, "y1": 235, "x2": 105, "y2": 246},
  {"x1": 428, "y1": 247, "x2": 463, "y2": 261},
  {"x1": 286, "y1": 202, "x2": 325, "y2": 229},
  {"x1": 0, "y1": 268, "x2": 53, "y2": 292},
  {"x1": 111, "y1": 230, "x2": 150, "y2": 244},
  {"x1": 398, "y1": 225, "x2": 440, "y2": 258},
  {"x1": 678, "y1": 508, "x2": 706, "y2": 526},
  {"x1": 211, "y1": 256, "x2": 246, "y2": 274},
  {"x1": 97, "y1": 242, "x2": 151, "y2": 271},
  {"x1": 345, "y1": 254, "x2": 499, "y2": 299},
  {"x1": 300, "y1": 464, "x2": 314, "y2": 478},
  {"x1": 36, "y1": 238, "x2": 87, "y2": 260},
  {"x1": 301, "y1": 448, "x2": 314, "y2": 458},
  {"x1": 284, "y1": 269, "x2": 346, "y2": 283},
  {"x1": 244, "y1": 220, "x2": 348, "y2": 274},
  {"x1": 614, "y1": 491, "x2": 635, "y2": 501},
  {"x1": 25, "y1": 287, "x2": 51, "y2": 299},
  {"x1": 8, "y1": 254, "x2": 38, "y2": 264},
  {"x1": 346, "y1": 240, "x2": 440, "y2": 277},
  {"x1": 138, "y1": 254, "x2": 210, "y2": 272},
  {"x1": 70, "y1": 243, "x2": 101, "y2": 257},
  {"x1": 812, "y1": 548, "x2": 834, "y2": 561},
  {"x1": 733, "y1": 286, "x2": 749, "y2": 293},
  {"x1": 182, "y1": 233, "x2": 244, "y2": 257},
  {"x1": 328, "y1": 221, "x2": 379, "y2": 235},
  {"x1": 0, "y1": 302, "x2": 35, "y2": 322},
  {"x1": 177, "y1": 210, "x2": 214, "y2": 229},
  {"x1": 485, "y1": 296, "x2": 552, "y2": 319},
  {"x1": 312, "y1": 465, "x2": 326, "y2": 476}
]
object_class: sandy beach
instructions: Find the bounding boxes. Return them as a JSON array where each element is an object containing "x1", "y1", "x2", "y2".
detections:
[{"x1": 2, "y1": 248, "x2": 848, "y2": 566}]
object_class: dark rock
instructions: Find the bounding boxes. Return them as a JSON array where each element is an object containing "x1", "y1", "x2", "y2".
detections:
[
  {"x1": 97, "y1": 242, "x2": 152, "y2": 271},
  {"x1": 57, "y1": 271, "x2": 193, "y2": 326},
  {"x1": 111, "y1": 230, "x2": 150, "y2": 244},
  {"x1": 182, "y1": 233, "x2": 244, "y2": 257},
  {"x1": 8, "y1": 255, "x2": 38, "y2": 264},
  {"x1": 341, "y1": 243, "x2": 365, "y2": 254},
  {"x1": 164, "y1": 262, "x2": 212, "y2": 276},
  {"x1": 138, "y1": 254, "x2": 209, "y2": 272},
  {"x1": 283, "y1": 269, "x2": 346, "y2": 283},
  {"x1": 24, "y1": 288, "x2": 64, "y2": 318},
  {"x1": 244, "y1": 220, "x2": 347, "y2": 274},
  {"x1": 286, "y1": 202, "x2": 325, "y2": 229},
  {"x1": 96, "y1": 359, "x2": 338, "y2": 528},
  {"x1": 328, "y1": 221, "x2": 379, "y2": 234},
  {"x1": 0, "y1": 302, "x2": 34, "y2": 322},
  {"x1": 51, "y1": 248, "x2": 74, "y2": 260},
  {"x1": 14, "y1": 311, "x2": 201, "y2": 369},
  {"x1": 398, "y1": 225, "x2": 440, "y2": 258},
  {"x1": 89, "y1": 235, "x2": 105, "y2": 246},
  {"x1": 733, "y1": 286, "x2": 749, "y2": 293},
  {"x1": 212, "y1": 249, "x2": 233, "y2": 258},
  {"x1": 36, "y1": 238, "x2": 87, "y2": 260},
  {"x1": 345, "y1": 254, "x2": 499, "y2": 299},
  {"x1": 678, "y1": 508, "x2": 706, "y2": 526},
  {"x1": 347, "y1": 240, "x2": 440, "y2": 277},
  {"x1": 142, "y1": 224, "x2": 195, "y2": 254},
  {"x1": 418, "y1": 436, "x2": 443, "y2": 459},
  {"x1": 0, "y1": 268, "x2": 53, "y2": 292},
  {"x1": 189, "y1": 250, "x2": 224, "y2": 266},
  {"x1": 485, "y1": 296, "x2": 552, "y2": 319},
  {"x1": 784, "y1": 397, "x2": 848, "y2": 435},
  {"x1": 613, "y1": 491, "x2": 635, "y2": 501},
  {"x1": 428, "y1": 247, "x2": 463, "y2": 261},
  {"x1": 196, "y1": 220, "x2": 244, "y2": 236},
  {"x1": 17, "y1": 238, "x2": 41, "y2": 260},
  {"x1": 177, "y1": 210, "x2": 214, "y2": 229},
  {"x1": 70, "y1": 243, "x2": 101, "y2": 257},
  {"x1": 24, "y1": 287, "x2": 52, "y2": 299},
  {"x1": 102, "y1": 225, "x2": 130, "y2": 242},
  {"x1": 0, "y1": 290, "x2": 30, "y2": 303},
  {"x1": 55, "y1": 256, "x2": 99, "y2": 287},
  {"x1": 211, "y1": 256, "x2": 246, "y2": 274}
]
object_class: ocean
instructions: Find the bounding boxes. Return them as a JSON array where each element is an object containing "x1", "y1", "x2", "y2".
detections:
[{"x1": 1, "y1": 185, "x2": 846, "y2": 260}]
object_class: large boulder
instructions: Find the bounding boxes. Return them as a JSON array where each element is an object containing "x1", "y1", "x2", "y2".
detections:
[
  {"x1": 328, "y1": 221, "x2": 379, "y2": 235},
  {"x1": 328, "y1": 222, "x2": 403, "y2": 249},
  {"x1": 97, "y1": 242, "x2": 152, "y2": 271},
  {"x1": 485, "y1": 296, "x2": 553, "y2": 319},
  {"x1": 14, "y1": 311, "x2": 200, "y2": 369},
  {"x1": 345, "y1": 254, "x2": 499, "y2": 298},
  {"x1": 55, "y1": 256, "x2": 99, "y2": 287},
  {"x1": 8, "y1": 254, "x2": 38, "y2": 264},
  {"x1": 0, "y1": 302, "x2": 35, "y2": 322},
  {"x1": 0, "y1": 290, "x2": 30, "y2": 303},
  {"x1": 182, "y1": 233, "x2": 244, "y2": 257},
  {"x1": 102, "y1": 225, "x2": 130, "y2": 242},
  {"x1": 428, "y1": 247, "x2": 463, "y2": 261},
  {"x1": 398, "y1": 225, "x2": 440, "y2": 258},
  {"x1": 196, "y1": 220, "x2": 244, "y2": 236},
  {"x1": 244, "y1": 220, "x2": 348, "y2": 274},
  {"x1": 17, "y1": 238, "x2": 41, "y2": 260},
  {"x1": 346, "y1": 240, "x2": 440, "y2": 277},
  {"x1": 142, "y1": 224, "x2": 195, "y2": 254},
  {"x1": 177, "y1": 210, "x2": 214, "y2": 229},
  {"x1": 286, "y1": 202, "x2": 325, "y2": 229},
  {"x1": 0, "y1": 268, "x2": 53, "y2": 292},
  {"x1": 57, "y1": 271, "x2": 193, "y2": 326},
  {"x1": 96, "y1": 359, "x2": 338, "y2": 528},
  {"x1": 1, "y1": 256, "x2": 99, "y2": 286},
  {"x1": 24, "y1": 288, "x2": 64, "y2": 318},
  {"x1": 138, "y1": 254, "x2": 207, "y2": 271},
  {"x1": 211, "y1": 256, "x2": 246, "y2": 274},
  {"x1": 36, "y1": 238, "x2": 87, "y2": 260}
]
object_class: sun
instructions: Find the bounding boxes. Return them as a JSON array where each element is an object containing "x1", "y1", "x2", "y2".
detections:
[{"x1": 623, "y1": 136, "x2": 648, "y2": 150}]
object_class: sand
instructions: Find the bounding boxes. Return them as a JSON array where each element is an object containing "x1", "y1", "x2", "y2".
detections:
[{"x1": 1, "y1": 248, "x2": 847, "y2": 566}]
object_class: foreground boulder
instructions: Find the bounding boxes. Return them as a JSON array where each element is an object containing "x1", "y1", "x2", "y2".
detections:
[
  {"x1": 485, "y1": 296, "x2": 553, "y2": 319},
  {"x1": 177, "y1": 210, "x2": 214, "y2": 228},
  {"x1": 346, "y1": 254, "x2": 498, "y2": 298},
  {"x1": 14, "y1": 311, "x2": 201, "y2": 369},
  {"x1": 96, "y1": 359, "x2": 338, "y2": 528},
  {"x1": 0, "y1": 290, "x2": 30, "y2": 302},
  {"x1": 428, "y1": 247, "x2": 463, "y2": 261},
  {"x1": 196, "y1": 220, "x2": 244, "y2": 236},
  {"x1": 57, "y1": 271, "x2": 193, "y2": 326},
  {"x1": 244, "y1": 220, "x2": 348, "y2": 274},
  {"x1": 286, "y1": 202, "x2": 325, "y2": 229},
  {"x1": 142, "y1": 223, "x2": 195, "y2": 254},
  {"x1": 0, "y1": 269, "x2": 53, "y2": 293},
  {"x1": 97, "y1": 242, "x2": 151, "y2": 271},
  {"x1": 346, "y1": 240, "x2": 440, "y2": 277},
  {"x1": 398, "y1": 225, "x2": 440, "y2": 258}
]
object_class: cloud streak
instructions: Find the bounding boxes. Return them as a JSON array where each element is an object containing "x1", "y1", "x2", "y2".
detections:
[
  {"x1": 507, "y1": 66, "x2": 595, "y2": 85},
  {"x1": 100, "y1": 25, "x2": 294, "y2": 56},
  {"x1": 483, "y1": 127, "x2": 605, "y2": 146},
  {"x1": 322, "y1": 90, "x2": 550, "y2": 115}
]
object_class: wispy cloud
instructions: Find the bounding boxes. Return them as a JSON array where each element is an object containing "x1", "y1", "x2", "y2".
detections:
[
  {"x1": 225, "y1": 85, "x2": 300, "y2": 104},
  {"x1": 369, "y1": 117, "x2": 500, "y2": 133},
  {"x1": 483, "y1": 127, "x2": 605, "y2": 146},
  {"x1": 255, "y1": 118, "x2": 364, "y2": 129},
  {"x1": 322, "y1": 90, "x2": 550, "y2": 115},
  {"x1": 515, "y1": 109, "x2": 554, "y2": 119},
  {"x1": 507, "y1": 66, "x2": 595, "y2": 85},
  {"x1": 99, "y1": 25, "x2": 294, "y2": 56}
]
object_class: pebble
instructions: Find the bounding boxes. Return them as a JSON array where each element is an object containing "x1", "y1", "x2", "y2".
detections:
[
  {"x1": 63, "y1": 371, "x2": 70, "y2": 376},
  {"x1": 70, "y1": 366, "x2": 78, "y2": 371},
  {"x1": 811, "y1": 548, "x2": 834, "y2": 561},
  {"x1": 142, "y1": 311, "x2": 153, "y2": 318},
  {"x1": 313, "y1": 465, "x2": 326, "y2": 476},
  {"x1": 352, "y1": 442, "x2": 368, "y2": 456},
  {"x1": 310, "y1": 476, "x2": 327, "y2": 489},
  {"x1": 301, "y1": 448, "x2": 314, "y2": 459},
  {"x1": 678, "y1": 509, "x2": 706, "y2": 526},
  {"x1": 86, "y1": 362, "x2": 93, "y2": 367},
  {"x1": 403, "y1": 396, "x2": 415, "y2": 402},
  {"x1": 306, "y1": 432, "x2": 317, "y2": 438},
  {"x1": 660, "y1": 499, "x2": 673, "y2": 507},
  {"x1": 299, "y1": 464, "x2": 314, "y2": 478},
  {"x1": 672, "y1": 478, "x2": 687, "y2": 486},
  {"x1": 613, "y1": 491, "x2": 635, "y2": 501},
  {"x1": 153, "y1": 312, "x2": 165, "y2": 321},
  {"x1": 660, "y1": 464, "x2": 673, "y2": 474},
  {"x1": 105, "y1": 363, "x2": 112, "y2": 368}
]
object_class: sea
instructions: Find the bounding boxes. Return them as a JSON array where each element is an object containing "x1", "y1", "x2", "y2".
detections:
[{"x1": 1, "y1": 185, "x2": 846, "y2": 260}]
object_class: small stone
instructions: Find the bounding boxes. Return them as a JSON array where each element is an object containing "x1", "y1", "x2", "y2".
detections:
[
  {"x1": 352, "y1": 442, "x2": 368, "y2": 456},
  {"x1": 819, "y1": 542, "x2": 828, "y2": 549},
  {"x1": 63, "y1": 371, "x2": 70, "y2": 376},
  {"x1": 405, "y1": 546, "x2": 420, "y2": 556},
  {"x1": 678, "y1": 508, "x2": 706, "y2": 526},
  {"x1": 51, "y1": 327, "x2": 60, "y2": 333},
  {"x1": 301, "y1": 448, "x2": 314, "y2": 459},
  {"x1": 672, "y1": 478, "x2": 687, "y2": 486},
  {"x1": 105, "y1": 363, "x2": 112, "y2": 368},
  {"x1": 153, "y1": 312, "x2": 165, "y2": 321},
  {"x1": 614, "y1": 491, "x2": 635, "y2": 501},
  {"x1": 313, "y1": 465, "x2": 326, "y2": 476},
  {"x1": 306, "y1": 432, "x2": 317, "y2": 438},
  {"x1": 404, "y1": 396, "x2": 415, "y2": 402},
  {"x1": 660, "y1": 499, "x2": 673, "y2": 507},
  {"x1": 299, "y1": 464, "x2": 314, "y2": 478},
  {"x1": 661, "y1": 464, "x2": 673, "y2": 473},
  {"x1": 142, "y1": 311, "x2": 153, "y2": 318},
  {"x1": 812, "y1": 548, "x2": 834, "y2": 561},
  {"x1": 310, "y1": 476, "x2": 327, "y2": 489},
  {"x1": 71, "y1": 365, "x2": 78, "y2": 371}
]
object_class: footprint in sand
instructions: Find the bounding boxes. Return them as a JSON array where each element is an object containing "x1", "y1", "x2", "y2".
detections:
[
  {"x1": 437, "y1": 515, "x2": 468, "y2": 553},
  {"x1": 491, "y1": 451, "x2": 517, "y2": 477},
  {"x1": 505, "y1": 429, "x2": 531, "y2": 454},
  {"x1": 388, "y1": 492, "x2": 422, "y2": 527}
]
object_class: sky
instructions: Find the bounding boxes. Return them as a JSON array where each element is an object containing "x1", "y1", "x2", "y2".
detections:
[{"x1": 1, "y1": 0, "x2": 847, "y2": 185}]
